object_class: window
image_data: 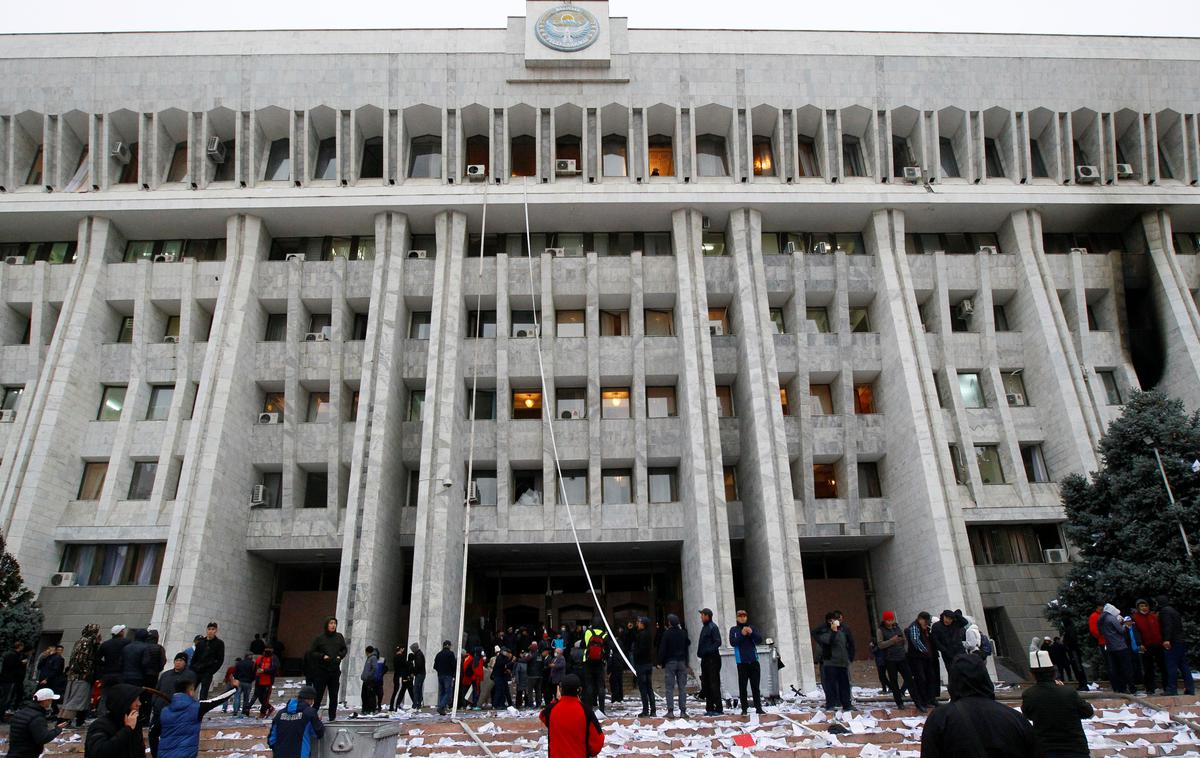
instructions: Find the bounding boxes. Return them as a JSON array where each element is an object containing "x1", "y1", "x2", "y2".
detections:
[
  {"x1": 809, "y1": 384, "x2": 833, "y2": 415},
  {"x1": 146, "y1": 385, "x2": 174, "y2": 421},
  {"x1": 646, "y1": 386, "x2": 677, "y2": 418},
  {"x1": 715, "y1": 385, "x2": 735, "y2": 417},
  {"x1": 78, "y1": 462, "x2": 108, "y2": 500},
  {"x1": 556, "y1": 310, "x2": 585, "y2": 338},
  {"x1": 469, "y1": 389, "x2": 495, "y2": 420},
  {"x1": 211, "y1": 140, "x2": 236, "y2": 181},
  {"x1": 258, "y1": 393, "x2": 284, "y2": 418},
  {"x1": 127, "y1": 462, "x2": 158, "y2": 500},
  {"x1": 1021, "y1": 444, "x2": 1050, "y2": 483},
  {"x1": 752, "y1": 136, "x2": 775, "y2": 177},
  {"x1": 404, "y1": 471, "x2": 421, "y2": 507},
  {"x1": 602, "y1": 135, "x2": 627, "y2": 177},
  {"x1": 313, "y1": 137, "x2": 337, "y2": 180},
  {"x1": 556, "y1": 387, "x2": 586, "y2": 419},
  {"x1": 464, "y1": 135, "x2": 488, "y2": 177},
  {"x1": 938, "y1": 137, "x2": 960, "y2": 178},
  {"x1": 975, "y1": 445, "x2": 1005, "y2": 484},
  {"x1": 1001, "y1": 371, "x2": 1028, "y2": 406},
  {"x1": 307, "y1": 313, "x2": 331, "y2": 339},
  {"x1": 555, "y1": 134, "x2": 581, "y2": 166},
  {"x1": 779, "y1": 388, "x2": 790, "y2": 416},
  {"x1": 360, "y1": 136, "x2": 383, "y2": 179},
  {"x1": 511, "y1": 310, "x2": 539, "y2": 338},
  {"x1": 723, "y1": 466, "x2": 739, "y2": 501},
  {"x1": 512, "y1": 469, "x2": 543, "y2": 506},
  {"x1": 118, "y1": 142, "x2": 139, "y2": 184},
  {"x1": 797, "y1": 135, "x2": 819, "y2": 177},
  {"x1": 891, "y1": 135, "x2": 915, "y2": 177},
  {"x1": 708, "y1": 307, "x2": 731, "y2": 335},
  {"x1": 853, "y1": 383, "x2": 876, "y2": 414},
  {"x1": 470, "y1": 469, "x2": 498, "y2": 506},
  {"x1": 958, "y1": 372, "x2": 985, "y2": 408},
  {"x1": 25, "y1": 145, "x2": 44, "y2": 186},
  {"x1": 1098, "y1": 370, "x2": 1122, "y2": 405},
  {"x1": 165, "y1": 142, "x2": 188, "y2": 183},
  {"x1": 257, "y1": 471, "x2": 282, "y2": 509},
  {"x1": 858, "y1": 462, "x2": 883, "y2": 497},
  {"x1": 769, "y1": 308, "x2": 786, "y2": 334},
  {"x1": 601, "y1": 469, "x2": 633, "y2": 505},
  {"x1": 512, "y1": 391, "x2": 543, "y2": 420},
  {"x1": 644, "y1": 309, "x2": 674, "y2": 337},
  {"x1": 408, "y1": 135, "x2": 442, "y2": 178},
  {"x1": 557, "y1": 469, "x2": 587, "y2": 505},
  {"x1": 702, "y1": 233, "x2": 726, "y2": 257},
  {"x1": 842, "y1": 135, "x2": 865, "y2": 177},
  {"x1": 813, "y1": 463, "x2": 838, "y2": 498},
  {"x1": 968, "y1": 524, "x2": 1064, "y2": 565},
  {"x1": 648, "y1": 468, "x2": 678, "y2": 503},
  {"x1": 993, "y1": 304, "x2": 1011, "y2": 332},
  {"x1": 648, "y1": 134, "x2": 673, "y2": 177},
  {"x1": 807, "y1": 307, "x2": 831, "y2": 334},
  {"x1": 264, "y1": 138, "x2": 291, "y2": 182},
  {"x1": 97, "y1": 386, "x2": 126, "y2": 421},
  {"x1": 599, "y1": 310, "x2": 629, "y2": 337},
  {"x1": 161, "y1": 316, "x2": 182, "y2": 342},
  {"x1": 59, "y1": 543, "x2": 164, "y2": 586},
  {"x1": 401, "y1": 390, "x2": 422, "y2": 422},
  {"x1": 303, "y1": 471, "x2": 328, "y2": 508},
  {"x1": 350, "y1": 312, "x2": 369, "y2": 340},
  {"x1": 306, "y1": 391, "x2": 331, "y2": 422},
  {"x1": 1, "y1": 386, "x2": 23, "y2": 412},
  {"x1": 848, "y1": 307, "x2": 871, "y2": 334},
  {"x1": 1086, "y1": 304, "x2": 1101, "y2": 331},
  {"x1": 601, "y1": 388, "x2": 630, "y2": 419},
  {"x1": 349, "y1": 391, "x2": 360, "y2": 421},
  {"x1": 116, "y1": 316, "x2": 135, "y2": 344},
  {"x1": 465, "y1": 310, "x2": 496, "y2": 339},
  {"x1": 1031, "y1": 140, "x2": 1050, "y2": 178},
  {"x1": 984, "y1": 138, "x2": 1005, "y2": 178},
  {"x1": 409, "y1": 311, "x2": 432, "y2": 339},
  {"x1": 696, "y1": 134, "x2": 729, "y2": 177},
  {"x1": 511, "y1": 135, "x2": 536, "y2": 177}
]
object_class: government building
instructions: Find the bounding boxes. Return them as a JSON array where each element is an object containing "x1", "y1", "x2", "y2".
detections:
[{"x1": 1, "y1": 1, "x2": 1199, "y2": 695}]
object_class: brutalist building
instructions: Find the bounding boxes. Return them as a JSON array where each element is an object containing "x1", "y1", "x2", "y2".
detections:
[{"x1": 2, "y1": 1, "x2": 1199, "y2": 694}]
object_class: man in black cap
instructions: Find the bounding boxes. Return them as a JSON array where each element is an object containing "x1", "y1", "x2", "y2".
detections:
[
  {"x1": 268, "y1": 685, "x2": 324, "y2": 758},
  {"x1": 696, "y1": 608, "x2": 723, "y2": 716},
  {"x1": 149, "y1": 653, "x2": 196, "y2": 758}
]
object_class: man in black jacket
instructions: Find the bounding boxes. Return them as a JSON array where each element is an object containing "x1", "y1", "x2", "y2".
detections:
[
  {"x1": 812, "y1": 611, "x2": 855, "y2": 711},
  {"x1": 8, "y1": 688, "x2": 63, "y2": 758},
  {"x1": 920, "y1": 653, "x2": 1035, "y2": 758},
  {"x1": 929, "y1": 610, "x2": 967, "y2": 691},
  {"x1": 632, "y1": 618, "x2": 655, "y2": 718},
  {"x1": 189, "y1": 623, "x2": 224, "y2": 700},
  {"x1": 1157, "y1": 594, "x2": 1195, "y2": 696},
  {"x1": 432, "y1": 641, "x2": 456, "y2": 716},
  {"x1": 85, "y1": 683, "x2": 145, "y2": 758},
  {"x1": 2, "y1": 641, "x2": 30, "y2": 718},
  {"x1": 35, "y1": 647, "x2": 65, "y2": 703},
  {"x1": 1021, "y1": 650, "x2": 1092, "y2": 758},
  {"x1": 657, "y1": 614, "x2": 689, "y2": 718},
  {"x1": 149, "y1": 655, "x2": 194, "y2": 758},
  {"x1": 408, "y1": 643, "x2": 426, "y2": 709},
  {"x1": 119, "y1": 631, "x2": 149, "y2": 687},
  {"x1": 97, "y1": 627, "x2": 128, "y2": 681},
  {"x1": 308, "y1": 617, "x2": 347, "y2": 720},
  {"x1": 696, "y1": 608, "x2": 723, "y2": 716}
]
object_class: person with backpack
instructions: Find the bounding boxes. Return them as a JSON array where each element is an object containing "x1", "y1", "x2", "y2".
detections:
[
  {"x1": 580, "y1": 619, "x2": 608, "y2": 714},
  {"x1": 538, "y1": 674, "x2": 604, "y2": 758}
]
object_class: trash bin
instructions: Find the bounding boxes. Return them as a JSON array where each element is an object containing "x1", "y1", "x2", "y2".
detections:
[
  {"x1": 320, "y1": 720, "x2": 402, "y2": 758},
  {"x1": 719, "y1": 643, "x2": 782, "y2": 706}
]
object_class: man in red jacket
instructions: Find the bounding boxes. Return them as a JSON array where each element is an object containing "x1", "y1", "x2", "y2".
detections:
[
  {"x1": 539, "y1": 674, "x2": 604, "y2": 758},
  {"x1": 1088, "y1": 605, "x2": 1106, "y2": 648},
  {"x1": 1133, "y1": 599, "x2": 1165, "y2": 694}
]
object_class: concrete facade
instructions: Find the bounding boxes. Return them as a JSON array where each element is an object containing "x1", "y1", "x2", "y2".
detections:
[{"x1": 1, "y1": 5, "x2": 1200, "y2": 697}]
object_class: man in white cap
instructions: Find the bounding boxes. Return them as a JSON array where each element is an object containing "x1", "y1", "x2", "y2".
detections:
[
  {"x1": 7, "y1": 688, "x2": 64, "y2": 758},
  {"x1": 1021, "y1": 648, "x2": 1093, "y2": 758}
]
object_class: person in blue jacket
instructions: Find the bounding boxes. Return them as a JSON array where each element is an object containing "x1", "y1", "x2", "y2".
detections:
[
  {"x1": 268, "y1": 685, "x2": 325, "y2": 758},
  {"x1": 156, "y1": 678, "x2": 225, "y2": 758},
  {"x1": 728, "y1": 609, "x2": 765, "y2": 715}
]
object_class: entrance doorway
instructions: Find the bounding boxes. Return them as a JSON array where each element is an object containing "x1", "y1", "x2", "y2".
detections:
[{"x1": 271, "y1": 562, "x2": 339, "y2": 675}]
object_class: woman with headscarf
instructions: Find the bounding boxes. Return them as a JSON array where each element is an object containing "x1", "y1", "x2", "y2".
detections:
[{"x1": 61, "y1": 625, "x2": 102, "y2": 726}]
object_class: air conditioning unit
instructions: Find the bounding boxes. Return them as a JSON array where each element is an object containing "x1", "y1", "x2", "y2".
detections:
[
  {"x1": 1115, "y1": 163, "x2": 1135, "y2": 179},
  {"x1": 569, "y1": 410, "x2": 582, "y2": 419},
  {"x1": 1075, "y1": 165, "x2": 1101, "y2": 183},
  {"x1": 0, "y1": 409, "x2": 15, "y2": 423},
  {"x1": 407, "y1": 250, "x2": 428, "y2": 259},
  {"x1": 152, "y1": 253, "x2": 177, "y2": 263},
  {"x1": 250, "y1": 484, "x2": 267, "y2": 505},
  {"x1": 1005, "y1": 392, "x2": 1025, "y2": 406},
  {"x1": 514, "y1": 327, "x2": 539, "y2": 338},
  {"x1": 554, "y1": 159, "x2": 578, "y2": 175},
  {"x1": 163, "y1": 335, "x2": 179, "y2": 344},
  {"x1": 784, "y1": 241, "x2": 799, "y2": 255},
  {"x1": 285, "y1": 253, "x2": 306, "y2": 262},
  {"x1": 4, "y1": 256, "x2": 26, "y2": 265},
  {"x1": 110, "y1": 142, "x2": 132, "y2": 165},
  {"x1": 49, "y1": 572, "x2": 75, "y2": 587},
  {"x1": 813, "y1": 242, "x2": 832, "y2": 255},
  {"x1": 466, "y1": 164, "x2": 487, "y2": 181},
  {"x1": 1043, "y1": 548, "x2": 1068, "y2": 563},
  {"x1": 709, "y1": 321, "x2": 725, "y2": 336},
  {"x1": 956, "y1": 298, "x2": 975, "y2": 318},
  {"x1": 258, "y1": 412, "x2": 280, "y2": 425},
  {"x1": 304, "y1": 331, "x2": 328, "y2": 342},
  {"x1": 466, "y1": 481, "x2": 479, "y2": 503},
  {"x1": 206, "y1": 136, "x2": 227, "y2": 164},
  {"x1": 1069, "y1": 247, "x2": 1088, "y2": 255},
  {"x1": 902, "y1": 166, "x2": 922, "y2": 183},
  {"x1": 978, "y1": 245, "x2": 999, "y2": 255},
  {"x1": 546, "y1": 247, "x2": 566, "y2": 257}
]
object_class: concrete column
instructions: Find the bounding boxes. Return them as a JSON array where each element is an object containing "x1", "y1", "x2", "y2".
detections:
[{"x1": 1141, "y1": 210, "x2": 1200, "y2": 410}]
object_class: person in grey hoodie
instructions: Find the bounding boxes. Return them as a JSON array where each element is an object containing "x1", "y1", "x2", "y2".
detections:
[
  {"x1": 812, "y1": 611, "x2": 855, "y2": 711},
  {"x1": 359, "y1": 646, "x2": 381, "y2": 713},
  {"x1": 1096, "y1": 603, "x2": 1133, "y2": 694}
]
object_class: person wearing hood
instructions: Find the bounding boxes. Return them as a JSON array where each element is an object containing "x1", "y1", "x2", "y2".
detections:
[
  {"x1": 929, "y1": 610, "x2": 967, "y2": 687},
  {"x1": 61, "y1": 625, "x2": 102, "y2": 726},
  {"x1": 85, "y1": 683, "x2": 145, "y2": 758},
  {"x1": 1096, "y1": 603, "x2": 1133, "y2": 693},
  {"x1": 140, "y1": 631, "x2": 167, "y2": 728},
  {"x1": 268, "y1": 685, "x2": 324, "y2": 758},
  {"x1": 1156, "y1": 594, "x2": 1195, "y2": 696},
  {"x1": 307, "y1": 617, "x2": 346, "y2": 721},
  {"x1": 729, "y1": 609, "x2": 765, "y2": 715},
  {"x1": 1021, "y1": 649, "x2": 1093, "y2": 758},
  {"x1": 358, "y1": 646, "x2": 381, "y2": 714},
  {"x1": 539, "y1": 674, "x2": 604, "y2": 758},
  {"x1": 878, "y1": 611, "x2": 921, "y2": 711},
  {"x1": 157, "y1": 677, "x2": 226, "y2": 758},
  {"x1": 149, "y1": 654, "x2": 195, "y2": 758},
  {"x1": 658, "y1": 613, "x2": 690, "y2": 719},
  {"x1": 7, "y1": 688, "x2": 64, "y2": 758},
  {"x1": 812, "y1": 611, "x2": 855, "y2": 711},
  {"x1": 919, "y1": 653, "x2": 1035, "y2": 757}
]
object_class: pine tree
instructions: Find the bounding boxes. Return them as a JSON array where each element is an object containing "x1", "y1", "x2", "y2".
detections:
[
  {"x1": 0, "y1": 531, "x2": 42, "y2": 657},
  {"x1": 1047, "y1": 389, "x2": 1200, "y2": 658}
]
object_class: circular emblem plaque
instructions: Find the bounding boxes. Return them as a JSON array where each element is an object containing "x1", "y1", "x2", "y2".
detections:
[{"x1": 535, "y1": 5, "x2": 600, "y2": 52}]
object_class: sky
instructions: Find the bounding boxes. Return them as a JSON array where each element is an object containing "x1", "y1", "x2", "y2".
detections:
[{"x1": 4, "y1": 0, "x2": 1198, "y2": 36}]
